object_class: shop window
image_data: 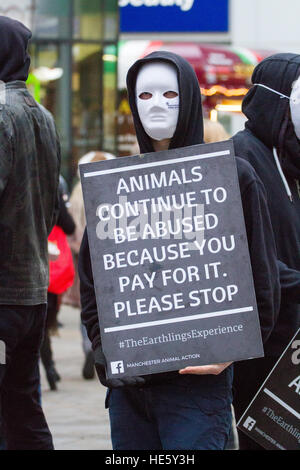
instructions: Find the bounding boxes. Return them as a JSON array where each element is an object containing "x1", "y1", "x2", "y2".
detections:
[
  {"x1": 103, "y1": 44, "x2": 118, "y2": 153},
  {"x1": 72, "y1": 44, "x2": 103, "y2": 176},
  {"x1": 28, "y1": 42, "x2": 71, "y2": 179},
  {"x1": 4, "y1": 0, "x2": 120, "y2": 183},
  {"x1": 73, "y1": 0, "x2": 103, "y2": 40},
  {"x1": 103, "y1": 0, "x2": 119, "y2": 41},
  {"x1": 32, "y1": 0, "x2": 72, "y2": 39}
]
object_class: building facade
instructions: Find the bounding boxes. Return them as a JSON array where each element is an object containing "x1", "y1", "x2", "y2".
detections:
[
  {"x1": 2, "y1": 1, "x2": 300, "y2": 167},
  {"x1": 117, "y1": 0, "x2": 300, "y2": 152},
  {"x1": 0, "y1": 0, "x2": 119, "y2": 185}
]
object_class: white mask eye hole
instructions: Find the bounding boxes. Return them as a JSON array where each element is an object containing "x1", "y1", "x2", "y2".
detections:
[
  {"x1": 138, "y1": 92, "x2": 152, "y2": 100},
  {"x1": 163, "y1": 91, "x2": 178, "y2": 99}
]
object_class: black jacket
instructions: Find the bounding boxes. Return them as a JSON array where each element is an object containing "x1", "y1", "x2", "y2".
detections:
[
  {"x1": 233, "y1": 53, "x2": 300, "y2": 356},
  {"x1": 79, "y1": 51, "x2": 280, "y2": 383},
  {"x1": 0, "y1": 17, "x2": 60, "y2": 305}
]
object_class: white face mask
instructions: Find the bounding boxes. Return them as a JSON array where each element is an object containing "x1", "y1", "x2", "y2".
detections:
[
  {"x1": 290, "y1": 75, "x2": 300, "y2": 139},
  {"x1": 136, "y1": 62, "x2": 179, "y2": 141}
]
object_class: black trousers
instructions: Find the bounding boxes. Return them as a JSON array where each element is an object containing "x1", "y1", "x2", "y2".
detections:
[
  {"x1": 233, "y1": 356, "x2": 277, "y2": 450},
  {"x1": 0, "y1": 304, "x2": 54, "y2": 450},
  {"x1": 40, "y1": 293, "x2": 59, "y2": 371}
]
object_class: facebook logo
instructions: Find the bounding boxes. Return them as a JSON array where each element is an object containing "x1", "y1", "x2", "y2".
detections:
[
  {"x1": 110, "y1": 361, "x2": 124, "y2": 375},
  {"x1": 243, "y1": 416, "x2": 256, "y2": 431}
]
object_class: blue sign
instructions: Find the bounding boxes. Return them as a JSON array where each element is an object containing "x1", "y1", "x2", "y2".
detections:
[{"x1": 119, "y1": 0, "x2": 229, "y2": 33}]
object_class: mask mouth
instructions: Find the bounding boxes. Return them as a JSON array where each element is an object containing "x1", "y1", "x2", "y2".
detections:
[{"x1": 149, "y1": 114, "x2": 168, "y2": 121}]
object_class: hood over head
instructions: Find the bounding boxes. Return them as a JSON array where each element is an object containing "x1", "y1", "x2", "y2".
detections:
[
  {"x1": 243, "y1": 53, "x2": 300, "y2": 179},
  {"x1": 0, "y1": 16, "x2": 32, "y2": 83},
  {"x1": 126, "y1": 51, "x2": 203, "y2": 154}
]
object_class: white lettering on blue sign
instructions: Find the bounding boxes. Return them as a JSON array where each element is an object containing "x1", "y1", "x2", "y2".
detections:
[{"x1": 118, "y1": 0, "x2": 195, "y2": 13}]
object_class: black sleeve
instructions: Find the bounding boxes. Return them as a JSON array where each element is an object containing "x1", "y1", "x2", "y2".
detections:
[
  {"x1": 78, "y1": 228, "x2": 101, "y2": 350},
  {"x1": 241, "y1": 179, "x2": 281, "y2": 343},
  {"x1": 278, "y1": 260, "x2": 300, "y2": 303},
  {"x1": 56, "y1": 191, "x2": 76, "y2": 235}
]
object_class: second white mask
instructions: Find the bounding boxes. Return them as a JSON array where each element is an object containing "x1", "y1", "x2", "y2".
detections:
[{"x1": 136, "y1": 61, "x2": 179, "y2": 141}]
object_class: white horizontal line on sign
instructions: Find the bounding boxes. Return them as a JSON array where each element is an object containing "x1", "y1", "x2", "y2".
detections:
[
  {"x1": 263, "y1": 388, "x2": 300, "y2": 420},
  {"x1": 103, "y1": 305, "x2": 253, "y2": 333},
  {"x1": 83, "y1": 150, "x2": 230, "y2": 178}
]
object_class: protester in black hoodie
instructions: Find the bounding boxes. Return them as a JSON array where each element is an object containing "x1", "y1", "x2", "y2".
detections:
[
  {"x1": 0, "y1": 16, "x2": 60, "y2": 449},
  {"x1": 232, "y1": 53, "x2": 300, "y2": 450},
  {"x1": 79, "y1": 51, "x2": 280, "y2": 450}
]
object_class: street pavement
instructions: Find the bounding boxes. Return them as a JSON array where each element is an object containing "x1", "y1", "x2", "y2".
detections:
[
  {"x1": 39, "y1": 304, "x2": 112, "y2": 450},
  {"x1": 40, "y1": 304, "x2": 238, "y2": 451}
]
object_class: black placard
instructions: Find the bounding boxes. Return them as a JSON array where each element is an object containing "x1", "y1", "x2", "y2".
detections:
[
  {"x1": 237, "y1": 328, "x2": 300, "y2": 450},
  {"x1": 80, "y1": 141, "x2": 263, "y2": 379}
]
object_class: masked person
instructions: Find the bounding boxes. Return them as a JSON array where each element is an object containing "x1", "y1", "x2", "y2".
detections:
[
  {"x1": 0, "y1": 17, "x2": 60, "y2": 449},
  {"x1": 79, "y1": 51, "x2": 280, "y2": 450},
  {"x1": 232, "y1": 53, "x2": 300, "y2": 450}
]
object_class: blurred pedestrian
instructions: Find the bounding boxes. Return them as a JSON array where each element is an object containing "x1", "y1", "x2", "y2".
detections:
[
  {"x1": 203, "y1": 118, "x2": 230, "y2": 143},
  {"x1": 232, "y1": 53, "x2": 300, "y2": 450},
  {"x1": 64, "y1": 151, "x2": 115, "y2": 380},
  {"x1": 0, "y1": 16, "x2": 60, "y2": 449},
  {"x1": 41, "y1": 184, "x2": 76, "y2": 391},
  {"x1": 79, "y1": 51, "x2": 280, "y2": 450}
]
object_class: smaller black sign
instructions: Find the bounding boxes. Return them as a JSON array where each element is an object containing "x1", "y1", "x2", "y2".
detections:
[{"x1": 237, "y1": 328, "x2": 300, "y2": 450}]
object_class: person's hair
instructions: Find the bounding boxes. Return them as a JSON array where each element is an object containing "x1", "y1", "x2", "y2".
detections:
[
  {"x1": 78, "y1": 151, "x2": 115, "y2": 165},
  {"x1": 203, "y1": 119, "x2": 230, "y2": 143},
  {"x1": 77, "y1": 151, "x2": 116, "y2": 177}
]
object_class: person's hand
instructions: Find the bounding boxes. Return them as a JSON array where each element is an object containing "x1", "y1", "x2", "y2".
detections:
[
  {"x1": 93, "y1": 345, "x2": 108, "y2": 386},
  {"x1": 179, "y1": 362, "x2": 233, "y2": 376},
  {"x1": 93, "y1": 346, "x2": 146, "y2": 388}
]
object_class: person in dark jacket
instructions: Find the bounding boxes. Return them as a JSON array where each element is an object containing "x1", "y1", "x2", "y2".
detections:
[
  {"x1": 41, "y1": 185, "x2": 76, "y2": 391},
  {"x1": 0, "y1": 17, "x2": 60, "y2": 450},
  {"x1": 232, "y1": 53, "x2": 300, "y2": 450},
  {"x1": 79, "y1": 51, "x2": 280, "y2": 450}
]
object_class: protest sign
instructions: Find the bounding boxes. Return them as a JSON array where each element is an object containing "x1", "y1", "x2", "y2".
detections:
[
  {"x1": 238, "y1": 328, "x2": 300, "y2": 450},
  {"x1": 80, "y1": 140, "x2": 263, "y2": 379}
]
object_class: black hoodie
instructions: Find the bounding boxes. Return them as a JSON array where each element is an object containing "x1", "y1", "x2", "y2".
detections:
[
  {"x1": 126, "y1": 51, "x2": 204, "y2": 153},
  {"x1": 0, "y1": 16, "x2": 32, "y2": 83},
  {"x1": 233, "y1": 53, "x2": 300, "y2": 357},
  {"x1": 79, "y1": 51, "x2": 280, "y2": 383}
]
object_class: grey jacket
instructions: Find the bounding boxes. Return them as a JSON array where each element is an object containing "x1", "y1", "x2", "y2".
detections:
[{"x1": 0, "y1": 81, "x2": 60, "y2": 305}]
